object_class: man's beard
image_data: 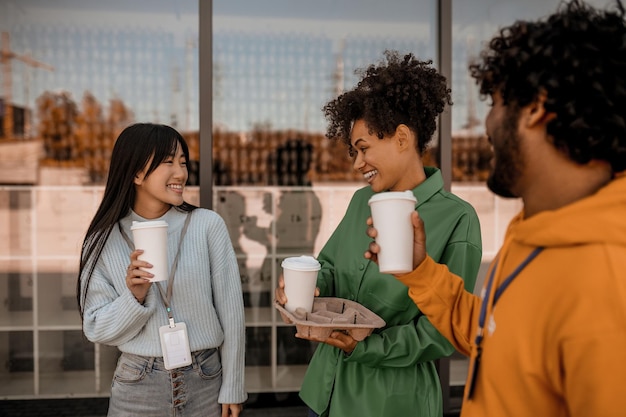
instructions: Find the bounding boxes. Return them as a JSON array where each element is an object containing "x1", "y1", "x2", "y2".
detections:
[{"x1": 487, "y1": 109, "x2": 524, "y2": 199}]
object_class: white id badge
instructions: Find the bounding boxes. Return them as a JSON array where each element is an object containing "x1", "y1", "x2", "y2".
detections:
[{"x1": 158, "y1": 321, "x2": 192, "y2": 370}]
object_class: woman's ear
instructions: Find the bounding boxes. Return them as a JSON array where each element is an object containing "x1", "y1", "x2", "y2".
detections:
[{"x1": 395, "y1": 124, "x2": 413, "y2": 151}]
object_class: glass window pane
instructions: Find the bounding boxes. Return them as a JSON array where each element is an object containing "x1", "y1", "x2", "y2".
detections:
[
  {"x1": 451, "y1": 0, "x2": 610, "y2": 143},
  {"x1": 39, "y1": 330, "x2": 94, "y2": 395},
  {"x1": 213, "y1": 1, "x2": 436, "y2": 394},
  {"x1": 277, "y1": 326, "x2": 317, "y2": 366},
  {"x1": 212, "y1": 0, "x2": 437, "y2": 185},
  {"x1": 451, "y1": 0, "x2": 613, "y2": 280},
  {"x1": 35, "y1": 188, "x2": 97, "y2": 257},
  {"x1": 1, "y1": 1, "x2": 198, "y2": 180},
  {"x1": 37, "y1": 259, "x2": 81, "y2": 327},
  {"x1": 0, "y1": 0, "x2": 198, "y2": 400},
  {"x1": 245, "y1": 327, "x2": 271, "y2": 367},
  {"x1": 0, "y1": 260, "x2": 33, "y2": 326},
  {"x1": 0, "y1": 189, "x2": 32, "y2": 256},
  {"x1": 449, "y1": 0, "x2": 614, "y2": 408},
  {"x1": 0, "y1": 331, "x2": 34, "y2": 396}
]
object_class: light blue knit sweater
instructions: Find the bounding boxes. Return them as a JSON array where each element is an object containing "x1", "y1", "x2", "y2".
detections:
[{"x1": 81, "y1": 207, "x2": 247, "y2": 404}]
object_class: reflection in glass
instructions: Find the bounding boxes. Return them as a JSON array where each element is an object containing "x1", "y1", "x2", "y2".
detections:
[
  {"x1": 450, "y1": 0, "x2": 611, "y2": 184},
  {"x1": 277, "y1": 327, "x2": 317, "y2": 366},
  {"x1": 98, "y1": 343, "x2": 122, "y2": 393},
  {"x1": 60, "y1": 331, "x2": 95, "y2": 372},
  {"x1": 212, "y1": 0, "x2": 436, "y2": 395},
  {"x1": 213, "y1": 1, "x2": 434, "y2": 134},
  {"x1": 0, "y1": 261, "x2": 33, "y2": 326},
  {"x1": 274, "y1": 190, "x2": 322, "y2": 254},
  {"x1": 0, "y1": 0, "x2": 199, "y2": 400},
  {"x1": 39, "y1": 330, "x2": 95, "y2": 395},
  {"x1": 0, "y1": 0, "x2": 447, "y2": 400},
  {"x1": 37, "y1": 260, "x2": 82, "y2": 327},
  {"x1": 215, "y1": 190, "x2": 250, "y2": 254},
  {"x1": 0, "y1": 331, "x2": 34, "y2": 396},
  {"x1": 6, "y1": 331, "x2": 33, "y2": 372},
  {"x1": 245, "y1": 327, "x2": 271, "y2": 367},
  {"x1": 1, "y1": 1, "x2": 198, "y2": 184},
  {"x1": 0, "y1": 189, "x2": 32, "y2": 256},
  {"x1": 215, "y1": 189, "x2": 275, "y2": 310}
]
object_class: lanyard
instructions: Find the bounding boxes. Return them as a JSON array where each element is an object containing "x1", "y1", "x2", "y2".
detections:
[
  {"x1": 467, "y1": 246, "x2": 544, "y2": 399},
  {"x1": 119, "y1": 212, "x2": 192, "y2": 322},
  {"x1": 475, "y1": 246, "x2": 544, "y2": 347}
]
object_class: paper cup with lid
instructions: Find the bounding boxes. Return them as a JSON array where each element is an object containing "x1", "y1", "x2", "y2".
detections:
[
  {"x1": 130, "y1": 220, "x2": 169, "y2": 282},
  {"x1": 368, "y1": 190, "x2": 417, "y2": 274},
  {"x1": 281, "y1": 255, "x2": 321, "y2": 313}
]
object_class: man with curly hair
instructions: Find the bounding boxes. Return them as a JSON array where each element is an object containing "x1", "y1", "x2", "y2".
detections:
[
  {"x1": 366, "y1": 1, "x2": 626, "y2": 416},
  {"x1": 276, "y1": 51, "x2": 483, "y2": 416}
]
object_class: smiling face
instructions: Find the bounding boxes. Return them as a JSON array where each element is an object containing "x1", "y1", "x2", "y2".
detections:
[
  {"x1": 133, "y1": 141, "x2": 188, "y2": 218},
  {"x1": 349, "y1": 119, "x2": 423, "y2": 192}
]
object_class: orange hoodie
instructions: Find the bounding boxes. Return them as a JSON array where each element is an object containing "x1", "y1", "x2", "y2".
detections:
[{"x1": 398, "y1": 176, "x2": 626, "y2": 417}]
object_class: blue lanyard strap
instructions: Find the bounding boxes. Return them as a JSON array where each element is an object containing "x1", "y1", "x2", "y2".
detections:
[{"x1": 475, "y1": 247, "x2": 544, "y2": 346}]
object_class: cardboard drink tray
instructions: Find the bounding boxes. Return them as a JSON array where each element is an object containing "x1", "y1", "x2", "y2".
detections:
[{"x1": 275, "y1": 297, "x2": 386, "y2": 341}]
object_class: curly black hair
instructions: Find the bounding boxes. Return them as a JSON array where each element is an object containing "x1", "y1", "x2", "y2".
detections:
[
  {"x1": 470, "y1": 0, "x2": 626, "y2": 173},
  {"x1": 322, "y1": 50, "x2": 451, "y2": 155}
]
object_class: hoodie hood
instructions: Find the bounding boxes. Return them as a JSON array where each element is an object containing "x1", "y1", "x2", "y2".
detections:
[{"x1": 507, "y1": 176, "x2": 626, "y2": 248}]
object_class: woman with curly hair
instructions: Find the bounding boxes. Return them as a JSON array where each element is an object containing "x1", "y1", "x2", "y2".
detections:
[
  {"x1": 276, "y1": 51, "x2": 483, "y2": 416},
  {"x1": 367, "y1": 1, "x2": 626, "y2": 416}
]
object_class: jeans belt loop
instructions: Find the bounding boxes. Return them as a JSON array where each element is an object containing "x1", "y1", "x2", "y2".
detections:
[
  {"x1": 192, "y1": 350, "x2": 202, "y2": 370},
  {"x1": 146, "y1": 356, "x2": 155, "y2": 373}
]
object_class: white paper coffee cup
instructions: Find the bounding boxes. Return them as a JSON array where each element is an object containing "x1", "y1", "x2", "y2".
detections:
[
  {"x1": 368, "y1": 191, "x2": 417, "y2": 274},
  {"x1": 130, "y1": 220, "x2": 169, "y2": 282},
  {"x1": 281, "y1": 255, "x2": 321, "y2": 313}
]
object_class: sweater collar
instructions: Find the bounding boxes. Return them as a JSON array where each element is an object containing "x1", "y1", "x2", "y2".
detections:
[
  {"x1": 120, "y1": 206, "x2": 185, "y2": 236},
  {"x1": 127, "y1": 206, "x2": 176, "y2": 223}
]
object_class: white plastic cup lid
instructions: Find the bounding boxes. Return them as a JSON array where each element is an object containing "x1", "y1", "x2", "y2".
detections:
[
  {"x1": 130, "y1": 220, "x2": 168, "y2": 230},
  {"x1": 368, "y1": 190, "x2": 417, "y2": 205},
  {"x1": 281, "y1": 255, "x2": 321, "y2": 271}
]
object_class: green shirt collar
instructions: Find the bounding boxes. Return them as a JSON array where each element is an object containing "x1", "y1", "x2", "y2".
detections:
[{"x1": 413, "y1": 166, "x2": 444, "y2": 208}]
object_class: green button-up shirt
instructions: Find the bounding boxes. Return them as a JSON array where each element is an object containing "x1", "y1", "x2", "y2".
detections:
[{"x1": 299, "y1": 167, "x2": 482, "y2": 417}]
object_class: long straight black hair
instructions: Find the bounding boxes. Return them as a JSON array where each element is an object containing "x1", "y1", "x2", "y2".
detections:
[{"x1": 77, "y1": 123, "x2": 196, "y2": 319}]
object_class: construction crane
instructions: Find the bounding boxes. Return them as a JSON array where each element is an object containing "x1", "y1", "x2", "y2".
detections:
[{"x1": 1, "y1": 31, "x2": 54, "y2": 140}]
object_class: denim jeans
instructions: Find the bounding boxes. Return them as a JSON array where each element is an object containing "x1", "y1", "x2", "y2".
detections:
[{"x1": 108, "y1": 349, "x2": 222, "y2": 417}]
